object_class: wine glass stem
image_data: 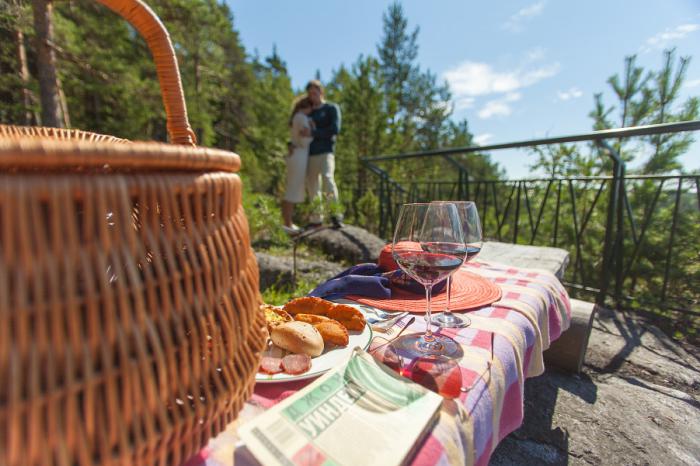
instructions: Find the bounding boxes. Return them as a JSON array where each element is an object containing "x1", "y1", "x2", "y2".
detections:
[
  {"x1": 424, "y1": 284, "x2": 434, "y2": 342},
  {"x1": 445, "y1": 275, "x2": 452, "y2": 316}
]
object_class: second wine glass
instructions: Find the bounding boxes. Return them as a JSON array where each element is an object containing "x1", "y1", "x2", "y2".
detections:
[{"x1": 433, "y1": 201, "x2": 483, "y2": 328}]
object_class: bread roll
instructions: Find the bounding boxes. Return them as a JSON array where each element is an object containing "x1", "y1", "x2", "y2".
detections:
[{"x1": 271, "y1": 321, "x2": 324, "y2": 357}]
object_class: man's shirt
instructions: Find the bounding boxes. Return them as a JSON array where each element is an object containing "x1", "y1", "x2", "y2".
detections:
[{"x1": 309, "y1": 102, "x2": 341, "y2": 156}]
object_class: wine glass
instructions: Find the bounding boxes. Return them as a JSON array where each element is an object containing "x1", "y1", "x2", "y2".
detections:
[
  {"x1": 390, "y1": 202, "x2": 466, "y2": 357},
  {"x1": 433, "y1": 201, "x2": 483, "y2": 328}
]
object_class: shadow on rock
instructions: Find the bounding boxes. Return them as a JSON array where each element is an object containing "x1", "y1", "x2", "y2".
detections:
[{"x1": 491, "y1": 369, "x2": 597, "y2": 466}]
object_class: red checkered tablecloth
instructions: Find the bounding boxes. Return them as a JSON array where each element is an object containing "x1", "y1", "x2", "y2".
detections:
[{"x1": 187, "y1": 260, "x2": 571, "y2": 466}]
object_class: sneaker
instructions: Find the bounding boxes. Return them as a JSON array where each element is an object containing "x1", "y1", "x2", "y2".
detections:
[
  {"x1": 330, "y1": 215, "x2": 344, "y2": 229},
  {"x1": 282, "y1": 224, "x2": 302, "y2": 235}
]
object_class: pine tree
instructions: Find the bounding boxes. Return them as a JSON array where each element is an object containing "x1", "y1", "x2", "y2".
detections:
[
  {"x1": 238, "y1": 49, "x2": 294, "y2": 194},
  {"x1": 33, "y1": 0, "x2": 62, "y2": 127},
  {"x1": 644, "y1": 49, "x2": 699, "y2": 173},
  {"x1": 589, "y1": 55, "x2": 654, "y2": 170},
  {"x1": 0, "y1": 0, "x2": 38, "y2": 124},
  {"x1": 327, "y1": 56, "x2": 388, "y2": 211},
  {"x1": 54, "y1": 1, "x2": 161, "y2": 139}
]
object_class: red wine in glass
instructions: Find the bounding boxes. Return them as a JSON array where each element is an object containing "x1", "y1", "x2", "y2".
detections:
[
  {"x1": 465, "y1": 245, "x2": 481, "y2": 261},
  {"x1": 394, "y1": 251, "x2": 465, "y2": 285}
]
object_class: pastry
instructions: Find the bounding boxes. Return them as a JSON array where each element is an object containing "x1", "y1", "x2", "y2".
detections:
[
  {"x1": 283, "y1": 296, "x2": 334, "y2": 316},
  {"x1": 283, "y1": 297, "x2": 366, "y2": 331},
  {"x1": 261, "y1": 304, "x2": 292, "y2": 332},
  {"x1": 294, "y1": 314, "x2": 349, "y2": 346},
  {"x1": 327, "y1": 304, "x2": 366, "y2": 331},
  {"x1": 314, "y1": 320, "x2": 349, "y2": 346},
  {"x1": 293, "y1": 313, "x2": 329, "y2": 324}
]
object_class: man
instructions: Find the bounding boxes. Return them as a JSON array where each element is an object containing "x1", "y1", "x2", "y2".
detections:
[{"x1": 302, "y1": 80, "x2": 342, "y2": 228}]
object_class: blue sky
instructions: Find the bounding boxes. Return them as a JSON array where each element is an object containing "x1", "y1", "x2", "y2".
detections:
[{"x1": 225, "y1": 0, "x2": 700, "y2": 177}]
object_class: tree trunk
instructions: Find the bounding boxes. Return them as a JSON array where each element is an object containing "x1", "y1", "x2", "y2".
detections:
[
  {"x1": 15, "y1": 29, "x2": 37, "y2": 125},
  {"x1": 32, "y1": 0, "x2": 63, "y2": 128}
]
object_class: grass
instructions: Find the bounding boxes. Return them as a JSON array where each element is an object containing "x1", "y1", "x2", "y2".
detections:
[{"x1": 261, "y1": 277, "x2": 318, "y2": 306}]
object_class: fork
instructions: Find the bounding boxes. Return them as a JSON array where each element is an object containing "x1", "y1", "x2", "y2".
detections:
[
  {"x1": 367, "y1": 311, "x2": 409, "y2": 326},
  {"x1": 373, "y1": 313, "x2": 413, "y2": 335},
  {"x1": 382, "y1": 316, "x2": 413, "y2": 337},
  {"x1": 358, "y1": 305, "x2": 403, "y2": 319},
  {"x1": 370, "y1": 316, "x2": 415, "y2": 350},
  {"x1": 360, "y1": 306, "x2": 408, "y2": 325}
]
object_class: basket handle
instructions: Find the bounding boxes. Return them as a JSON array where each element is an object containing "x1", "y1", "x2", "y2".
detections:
[{"x1": 97, "y1": 0, "x2": 197, "y2": 146}]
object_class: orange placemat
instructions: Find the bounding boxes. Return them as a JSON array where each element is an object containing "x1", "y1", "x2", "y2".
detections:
[{"x1": 347, "y1": 268, "x2": 501, "y2": 313}]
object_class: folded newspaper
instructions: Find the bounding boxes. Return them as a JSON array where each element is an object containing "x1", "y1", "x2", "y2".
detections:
[{"x1": 238, "y1": 347, "x2": 443, "y2": 466}]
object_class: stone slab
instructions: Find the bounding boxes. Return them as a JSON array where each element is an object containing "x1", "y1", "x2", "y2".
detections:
[
  {"x1": 478, "y1": 241, "x2": 570, "y2": 279},
  {"x1": 544, "y1": 299, "x2": 597, "y2": 373}
]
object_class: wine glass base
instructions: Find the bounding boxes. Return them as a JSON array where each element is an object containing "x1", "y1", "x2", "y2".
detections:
[
  {"x1": 390, "y1": 332, "x2": 461, "y2": 359},
  {"x1": 434, "y1": 312, "x2": 471, "y2": 329}
]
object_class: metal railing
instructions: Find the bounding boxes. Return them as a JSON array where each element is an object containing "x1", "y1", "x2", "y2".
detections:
[{"x1": 359, "y1": 120, "x2": 700, "y2": 316}]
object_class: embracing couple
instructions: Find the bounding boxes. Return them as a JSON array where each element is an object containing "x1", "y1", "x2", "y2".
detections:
[{"x1": 282, "y1": 80, "x2": 342, "y2": 235}]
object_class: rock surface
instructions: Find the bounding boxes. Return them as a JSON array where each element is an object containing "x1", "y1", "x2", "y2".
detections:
[
  {"x1": 491, "y1": 307, "x2": 700, "y2": 465},
  {"x1": 255, "y1": 252, "x2": 344, "y2": 291},
  {"x1": 300, "y1": 225, "x2": 387, "y2": 264}
]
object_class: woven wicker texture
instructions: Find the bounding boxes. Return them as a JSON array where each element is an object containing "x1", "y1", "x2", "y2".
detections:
[
  {"x1": 0, "y1": 1, "x2": 266, "y2": 465},
  {"x1": 0, "y1": 125, "x2": 130, "y2": 144}
]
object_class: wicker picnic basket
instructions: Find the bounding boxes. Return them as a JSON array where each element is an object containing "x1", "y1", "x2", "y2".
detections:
[{"x1": 0, "y1": 1, "x2": 267, "y2": 465}]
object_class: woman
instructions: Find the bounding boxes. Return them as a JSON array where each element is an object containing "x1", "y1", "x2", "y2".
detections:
[{"x1": 281, "y1": 97, "x2": 313, "y2": 234}]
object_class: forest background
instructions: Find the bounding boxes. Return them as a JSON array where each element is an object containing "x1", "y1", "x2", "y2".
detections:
[{"x1": 0, "y1": 0, "x2": 698, "y2": 337}]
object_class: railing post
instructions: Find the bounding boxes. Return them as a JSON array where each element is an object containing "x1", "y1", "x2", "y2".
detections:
[
  {"x1": 513, "y1": 181, "x2": 522, "y2": 244},
  {"x1": 597, "y1": 141, "x2": 625, "y2": 308},
  {"x1": 442, "y1": 154, "x2": 469, "y2": 201},
  {"x1": 614, "y1": 164, "x2": 625, "y2": 305},
  {"x1": 378, "y1": 173, "x2": 386, "y2": 238},
  {"x1": 457, "y1": 169, "x2": 464, "y2": 199},
  {"x1": 462, "y1": 166, "x2": 471, "y2": 200}
]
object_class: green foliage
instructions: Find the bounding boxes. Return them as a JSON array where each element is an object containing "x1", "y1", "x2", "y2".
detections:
[
  {"x1": 238, "y1": 48, "x2": 294, "y2": 194},
  {"x1": 262, "y1": 277, "x2": 316, "y2": 306},
  {"x1": 0, "y1": 1, "x2": 37, "y2": 124},
  {"x1": 54, "y1": 2, "x2": 162, "y2": 139},
  {"x1": 355, "y1": 190, "x2": 380, "y2": 232},
  {"x1": 241, "y1": 185, "x2": 290, "y2": 248},
  {"x1": 525, "y1": 50, "x2": 700, "y2": 332}
]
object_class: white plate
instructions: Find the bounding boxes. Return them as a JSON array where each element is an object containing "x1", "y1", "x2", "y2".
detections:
[{"x1": 255, "y1": 324, "x2": 373, "y2": 384}]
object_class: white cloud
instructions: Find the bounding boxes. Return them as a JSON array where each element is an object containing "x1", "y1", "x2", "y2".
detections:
[
  {"x1": 444, "y1": 61, "x2": 560, "y2": 97},
  {"x1": 685, "y1": 78, "x2": 700, "y2": 89},
  {"x1": 454, "y1": 96, "x2": 475, "y2": 111},
  {"x1": 641, "y1": 23, "x2": 699, "y2": 53},
  {"x1": 525, "y1": 47, "x2": 546, "y2": 62},
  {"x1": 502, "y1": 1, "x2": 546, "y2": 32},
  {"x1": 443, "y1": 59, "x2": 559, "y2": 116},
  {"x1": 444, "y1": 48, "x2": 560, "y2": 119},
  {"x1": 556, "y1": 86, "x2": 583, "y2": 101},
  {"x1": 478, "y1": 93, "x2": 521, "y2": 119},
  {"x1": 473, "y1": 133, "x2": 494, "y2": 145}
]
